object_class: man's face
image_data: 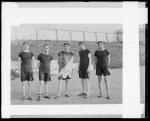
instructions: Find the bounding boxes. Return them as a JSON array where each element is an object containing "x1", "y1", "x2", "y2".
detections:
[
  {"x1": 44, "y1": 45, "x2": 49, "y2": 52},
  {"x1": 79, "y1": 44, "x2": 85, "y2": 50},
  {"x1": 64, "y1": 44, "x2": 70, "y2": 51},
  {"x1": 23, "y1": 44, "x2": 29, "y2": 50},
  {"x1": 98, "y1": 43, "x2": 104, "y2": 49}
]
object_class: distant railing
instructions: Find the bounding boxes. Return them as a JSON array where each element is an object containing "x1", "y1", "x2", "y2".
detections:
[{"x1": 11, "y1": 27, "x2": 124, "y2": 43}]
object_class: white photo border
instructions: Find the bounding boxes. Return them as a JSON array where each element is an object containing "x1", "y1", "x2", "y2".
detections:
[{"x1": 2, "y1": 2, "x2": 147, "y2": 118}]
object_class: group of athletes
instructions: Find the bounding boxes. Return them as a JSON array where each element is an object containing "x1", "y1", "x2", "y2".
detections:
[{"x1": 17, "y1": 41, "x2": 111, "y2": 101}]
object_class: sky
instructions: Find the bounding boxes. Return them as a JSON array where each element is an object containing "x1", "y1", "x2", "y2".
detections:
[{"x1": 20, "y1": 24, "x2": 122, "y2": 33}]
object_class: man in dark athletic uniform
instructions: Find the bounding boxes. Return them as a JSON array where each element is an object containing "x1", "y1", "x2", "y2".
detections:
[
  {"x1": 78, "y1": 42, "x2": 92, "y2": 98},
  {"x1": 18, "y1": 42, "x2": 35, "y2": 101},
  {"x1": 37, "y1": 44, "x2": 53, "y2": 101},
  {"x1": 94, "y1": 41, "x2": 111, "y2": 99}
]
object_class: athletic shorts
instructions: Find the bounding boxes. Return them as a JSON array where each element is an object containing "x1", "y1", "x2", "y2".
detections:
[
  {"x1": 58, "y1": 75, "x2": 71, "y2": 80},
  {"x1": 39, "y1": 72, "x2": 51, "y2": 82},
  {"x1": 96, "y1": 67, "x2": 110, "y2": 76},
  {"x1": 21, "y1": 70, "x2": 34, "y2": 82},
  {"x1": 79, "y1": 68, "x2": 89, "y2": 79}
]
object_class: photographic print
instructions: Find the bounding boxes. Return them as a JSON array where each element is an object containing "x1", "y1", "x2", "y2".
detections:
[
  {"x1": 11, "y1": 24, "x2": 122, "y2": 105},
  {"x1": 2, "y1": 1, "x2": 147, "y2": 118}
]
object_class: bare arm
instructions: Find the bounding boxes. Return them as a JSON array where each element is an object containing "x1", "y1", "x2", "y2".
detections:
[
  {"x1": 88, "y1": 53, "x2": 92, "y2": 70},
  {"x1": 58, "y1": 55, "x2": 61, "y2": 66},
  {"x1": 107, "y1": 55, "x2": 110, "y2": 66},
  {"x1": 32, "y1": 56, "x2": 35, "y2": 69},
  {"x1": 17, "y1": 57, "x2": 21, "y2": 74},
  {"x1": 71, "y1": 55, "x2": 74, "y2": 62},
  {"x1": 94, "y1": 56, "x2": 97, "y2": 69},
  {"x1": 37, "y1": 60, "x2": 40, "y2": 68},
  {"x1": 18, "y1": 57, "x2": 21, "y2": 70},
  {"x1": 78, "y1": 56, "x2": 80, "y2": 73}
]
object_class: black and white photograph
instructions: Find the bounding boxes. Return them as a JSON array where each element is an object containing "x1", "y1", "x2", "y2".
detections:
[
  {"x1": 2, "y1": 2, "x2": 147, "y2": 118},
  {"x1": 11, "y1": 24, "x2": 123, "y2": 105}
]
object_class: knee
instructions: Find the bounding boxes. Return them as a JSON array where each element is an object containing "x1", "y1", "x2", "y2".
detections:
[
  {"x1": 59, "y1": 79, "x2": 63, "y2": 84},
  {"x1": 40, "y1": 81, "x2": 44, "y2": 86},
  {"x1": 45, "y1": 82, "x2": 49, "y2": 85},
  {"x1": 98, "y1": 76, "x2": 102, "y2": 82},
  {"x1": 104, "y1": 77, "x2": 108, "y2": 83},
  {"x1": 28, "y1": 82, "x2": 31, "y2": 86},
  {"x1": 84, "y1": 79, "x2": 87, "y2": 83},
  {"x1": 65, "y1": 79, "x2": 68, "y2": 82},
  {"x1": 22, "y1": 82, "x2": 25, "y2": 86}
]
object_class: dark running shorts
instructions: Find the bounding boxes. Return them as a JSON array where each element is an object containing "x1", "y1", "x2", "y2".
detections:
[
  {"x1": 96, "y1": 67, "x2": 110, "y2": 76},
  {"x1": 21, "y1": 70, "x2": 34, "y2": 82},
  {"x1": 39, "y1": 72, "x2": 51, "y2": 82},
  {"x1": 58, "y1": 75, "x2": 71, "y2": 80},
  {"x1": 79, "y1": 69, "x2": 89, "y2": 79}
]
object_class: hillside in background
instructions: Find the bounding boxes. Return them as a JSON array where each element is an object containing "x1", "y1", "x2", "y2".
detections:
[{"x1": 11, "y1": 40, "x2": 145, "y2": 69}]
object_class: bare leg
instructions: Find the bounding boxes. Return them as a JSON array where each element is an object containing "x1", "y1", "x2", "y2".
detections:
[
  {"x1": 98, "y1": 76, "x2": 103, "y2": 97},
  {"x1": 65, "y1": 79, "x2": 69, "y2": 96},
  {"x1": 104, "y1": 76, "x2": 110, "y2": 99},
  {"x1": 20, "y1": 81, "x2": 26, "y2": 101},
  {"x1": 45, "y1": 81, "x2": 49, "y2": 95},
  {"x1": 85, "y1": 79, "x2": 89, "y2": 96},
  {"x1": 37, "y1": 80, "x2": 44, "y2": 101},
  {"x1": 21, "y1": 81, "x2": 26, "y2": 97},
  {"x1": 27, "y1": 81, "x2": 32, "y2": 97},
  {"x1": 79, "y1": 79, "x2": 86, "y2": 96},
  {"x1": 39, "y1": 81, "x2": 44, "y2": 95},
  {"x1": 56, "y1": 79, "x2": 63, "y2": 97},
  {"x1": 44, "y1": 81, "x2": 50, "y2": 98},
  {"x1": 81, "y1": 79, "x2": 86, "y2": 93}
]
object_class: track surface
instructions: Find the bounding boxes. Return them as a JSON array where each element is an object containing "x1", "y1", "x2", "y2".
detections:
[
  {"x1": 11, "y1": 66, "x2": 145, "y2": 105},
  {"x1": 11, "y1": 68, "x2": 123, "y2": 105}
]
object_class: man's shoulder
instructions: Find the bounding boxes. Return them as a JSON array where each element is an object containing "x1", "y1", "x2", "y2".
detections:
[
  {"x1": 104, "y1": 49, "x2": 109, "y2": 53},
  {"x1": 58, "y1": 51, "x2": 64, "y2": 56},
  {"x1": 94, "y1": 50, "x2": 98, "y2": 54},
  {"x1": 18, "y1": 51, "x2": 23, "y2": 57},
  {"x1": 37, "y1": 53, "x2": 43, "y2": 58},
  {"x1": 49, "y1": 54, "x2": 53, "y2": 58},
  {"x1": 38, "y1": 53, "x2": 43, "y2": 56},
  {"x1": 19, "y1": 51, "x2": 23, "y2": 54},
  {"x1": 104, "y1": 49, "x2": 108, "y2": 51},
  {"x1": 86, "y1": 49, "x2": 91, "y2": 53},
  {"x1": 69, "y1": 51, "x2": 74, "y2": 55},
  {"x1": 59, "y1": 51, "x2": 64, "y2": 54}
]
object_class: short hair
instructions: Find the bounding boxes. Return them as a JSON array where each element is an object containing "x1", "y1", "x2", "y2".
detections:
[
  {"x1": 97, "y1": 41, "x2": 104, "y2": 45},
  {"x1": 43, "y1": 44, "x2": 49, "y2": 47},
  {"x1": 23, "y1": 42, "x2": 29, "y2": 45},
  {"x1": 63, "y1": 42, "x2": 69, "y2": 46},
  {"x1": 78, "y1": 41, "x2": 84, "y2": 45}
]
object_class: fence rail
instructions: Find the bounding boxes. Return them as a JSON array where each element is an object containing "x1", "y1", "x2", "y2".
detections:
[{"x1": 11, "y1": 26, "x2": 144, "y2": 42}]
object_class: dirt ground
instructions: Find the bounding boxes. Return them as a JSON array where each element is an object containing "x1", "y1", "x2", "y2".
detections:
[
  {"x1": 11, "y1": 68, "x2": 122, "y2": 105},
  {"x1": 11, "y1": 66, "x2": 145, "y2": 105}
]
